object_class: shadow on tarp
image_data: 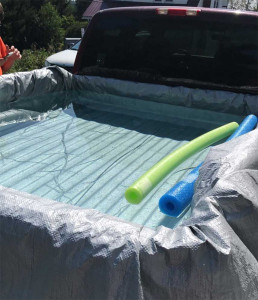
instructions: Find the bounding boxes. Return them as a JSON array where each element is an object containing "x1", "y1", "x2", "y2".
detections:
[
  {"x1": 156, "y1": 206, "x2": 191, "y2": 228},
  {"x1": 72, "y1": 101, "x2": 208, "y2": 141}
]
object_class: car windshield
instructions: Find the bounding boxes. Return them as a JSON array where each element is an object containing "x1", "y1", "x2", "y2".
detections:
[{"x1": 71, "y1": 40, "x2": 81, "y2": 50}]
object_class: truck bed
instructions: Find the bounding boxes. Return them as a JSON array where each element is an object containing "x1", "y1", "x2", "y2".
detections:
[{"x1": 0, "y1": 95, "x2": 243, "y2": 229}]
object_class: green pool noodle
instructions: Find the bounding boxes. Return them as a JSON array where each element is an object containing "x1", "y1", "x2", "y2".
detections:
[{"x1": 125, "y1": 122, "x2": 239, "y2": 204}]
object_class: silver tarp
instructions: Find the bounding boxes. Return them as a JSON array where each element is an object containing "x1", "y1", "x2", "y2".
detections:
[
  {"x1": 1, "y1": 67, "x2": 258, "y2": 117},
  {"x1": 0, "y1": 67, "x2": 258, "y2": 299}
]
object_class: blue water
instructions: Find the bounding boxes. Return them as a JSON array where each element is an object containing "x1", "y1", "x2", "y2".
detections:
[{"x1": 0, "y1": 104, "x2": 211, "y2": 229}]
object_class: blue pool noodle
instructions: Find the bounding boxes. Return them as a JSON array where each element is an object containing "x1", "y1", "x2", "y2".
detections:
[{"x1": 159, "y1": 115, "x2": 258, "y2": 217}]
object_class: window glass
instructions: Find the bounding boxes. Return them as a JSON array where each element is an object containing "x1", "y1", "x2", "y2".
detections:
[
  {"x1": 81, "y1": 14, "x2": 258, "y2": 87},
  {"x1": 71, "y1": 40, "x2": 81, "y2": 50}
]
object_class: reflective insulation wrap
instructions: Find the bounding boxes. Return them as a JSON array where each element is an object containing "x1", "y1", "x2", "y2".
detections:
[
  {"x1": 1, "y1": 129, "x2": 258, "y2": 299},
  {"x1": 72, "y1": 75, "x2": 258, "y2": 116},
  {"x1": 0, "y1": 67, "x2": 258, "y2": 299},
  {"x1": 0, "y1": 67, "x2": 73, "y2": 125},
  {"x1": 1, "y1": 66, "x2": 258, "y2": 121}
]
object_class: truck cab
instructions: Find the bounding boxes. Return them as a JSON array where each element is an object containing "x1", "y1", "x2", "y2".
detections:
[{"x1": 74, "y1": 7, "x2": 258, "y2": 95}]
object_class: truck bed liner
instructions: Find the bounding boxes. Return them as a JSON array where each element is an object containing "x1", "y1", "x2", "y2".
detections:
[{"x1": 0, "y1": 103, "x2": 214, "y2": 229}]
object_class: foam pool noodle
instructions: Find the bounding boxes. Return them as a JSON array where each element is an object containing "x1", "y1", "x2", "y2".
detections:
[
  {"x1": 125, "y1": 122, "x2": 239, "y2": 204},
  {"x1": 159, "y1": 114, "x2": 257, "y2": 217}
]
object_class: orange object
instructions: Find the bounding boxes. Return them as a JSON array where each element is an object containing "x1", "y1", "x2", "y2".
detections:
[{"x1": 0, "y1": 37, "x2": 7, "y2": 75}]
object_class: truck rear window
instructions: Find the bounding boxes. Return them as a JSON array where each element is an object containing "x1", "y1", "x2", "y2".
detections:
[{"x1": 79, "y1": 11, "x2": 258, "y2": 92}]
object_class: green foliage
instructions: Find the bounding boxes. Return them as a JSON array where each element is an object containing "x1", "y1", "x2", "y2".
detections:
[
  {"x1": 2, "y1": 0, "x2": 86, "y2": 51},
  {"x1": 65, "y1": 20, "x2": 88, "y2": 38},
  {"x1": 6, "y1": 48, "x2": 52, "y2": 73},
  {"x1": 62, "y1": 15, "x2": 77, "y2": 31},
  {"x1": 50, "y1": 0, "x2": 75, "y2": 16},
  {"x1": 1, "y1": 0, "x2": 87, "y2": 74},
  {"x1": 34, "y1": 2, "x2": 65, "y2": 50},
  {"x1": 2, "y1": 0, "x2": 45, "y2": 50}
]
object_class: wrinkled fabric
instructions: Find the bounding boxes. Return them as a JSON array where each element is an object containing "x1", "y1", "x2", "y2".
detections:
[
  {"x1": 0, "y1": 129, "x2": 258, "y2": 299},
  {"x1": 0, "y1": 67, "x2": 257, "y2": 117},
  {"x1": 0, "y1": 67, "x2": 258, "y2": 299},
  {"x1": 0, "y1": 67, "x2": 73, "y2": 123},
  {"x1": 72, "y1": 75, "x2": 258, "y2": 116}
]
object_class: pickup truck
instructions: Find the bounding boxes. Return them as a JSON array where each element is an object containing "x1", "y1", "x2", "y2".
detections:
[{"x1": 0, "y1": 7, "x2": 258, "y2": 300}]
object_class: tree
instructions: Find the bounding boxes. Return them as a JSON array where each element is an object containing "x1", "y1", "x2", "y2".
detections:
[
  {"x1": 34, "y1": 2, "x2": 64, "y2": 50},
  {"x1": 2, "y1": 0, "x2": 80, "y2": 50},
  {"x1": 50, "y1": 0, "x2": 76, "y2": 16},
  {"x1": 228, "y1": 0, "x2": 257, "y2": 10},
  {"x1": 2, "y1": 0, "x2": 45, "y2": 50},
  {"x1": 75, "y1": 0, "x2": 91, "y2": 19},
  {"x1": 65, "y1": 20, "x2": 88, "y2": 37}
]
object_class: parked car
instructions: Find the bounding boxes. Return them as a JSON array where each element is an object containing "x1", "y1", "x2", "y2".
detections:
[{"x1": 44, "y1": 40, "x2": 81, "y2": 72}]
